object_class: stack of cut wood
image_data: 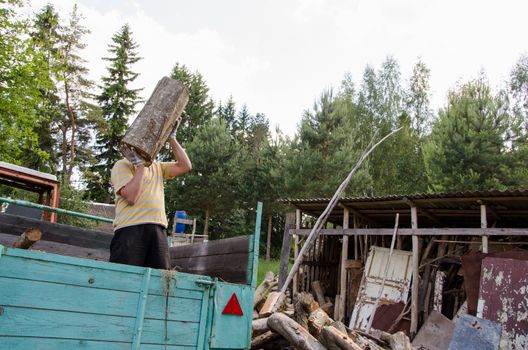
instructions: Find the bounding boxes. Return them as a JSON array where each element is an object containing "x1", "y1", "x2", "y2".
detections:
[{"x1": 251, "y1": 273, "x2": 411, "y2": 350}]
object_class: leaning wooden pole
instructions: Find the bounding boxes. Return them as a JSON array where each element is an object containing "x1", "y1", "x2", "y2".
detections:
[{"x1": 271, "y1": 127, "x2": 402, "y2": 313}]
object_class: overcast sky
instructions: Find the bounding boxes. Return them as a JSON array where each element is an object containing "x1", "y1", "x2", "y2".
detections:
[{"x1": 28, "y1": 0, "x2": 528, "y2": 136}]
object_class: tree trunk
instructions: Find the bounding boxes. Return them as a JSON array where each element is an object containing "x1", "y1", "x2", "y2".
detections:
[
  {"x1": 12, "y1": 227, "x2": 42, "y2": 249},
  {"x1": 61, "y1": 125, "x2": 68, "y2": 177},
  {"x1": 65, "y1": 81, "x2": 75, "y2": 183},
  {"x1": 267, "y1": 312, "x2": 326, "y2": 350},
  {"x1": 203, "y1": 207, "x2": 209, "y2": 236}
]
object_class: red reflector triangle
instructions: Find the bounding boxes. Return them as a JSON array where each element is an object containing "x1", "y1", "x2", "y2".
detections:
[{"x1": 222, "y1": 293, "x2": 243, "y2": 316}]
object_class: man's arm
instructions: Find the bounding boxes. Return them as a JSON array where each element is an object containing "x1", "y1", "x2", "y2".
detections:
[
  {"x1": 119, "y1": 165, "x2": 146, "y2": 205},
  {"x1": 168, "y1": 137, "x2": 192, "y2": 177}
]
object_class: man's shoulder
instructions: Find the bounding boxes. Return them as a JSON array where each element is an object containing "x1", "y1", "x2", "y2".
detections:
[{"x1": 112, "y1": 159, "x2": 132, "y2": 171}]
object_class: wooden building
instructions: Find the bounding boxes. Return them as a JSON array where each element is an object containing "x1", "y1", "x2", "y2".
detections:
[{"x1": 279, "y1": 189, "x2": 528, "y2": 334}]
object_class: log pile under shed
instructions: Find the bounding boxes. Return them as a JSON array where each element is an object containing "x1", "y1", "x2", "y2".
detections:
[{"x1": 255, "y1": 190, "x2": 528, "y2": 349}]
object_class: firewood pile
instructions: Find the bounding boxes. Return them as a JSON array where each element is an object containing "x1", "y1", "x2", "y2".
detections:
[{"x1": 251, "y1": 272, "x2": 411, "y2": 350}]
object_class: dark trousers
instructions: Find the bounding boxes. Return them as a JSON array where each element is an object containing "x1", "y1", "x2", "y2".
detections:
[{"x1": 110, "y1": 224, "x2": 170, "y2": 269}]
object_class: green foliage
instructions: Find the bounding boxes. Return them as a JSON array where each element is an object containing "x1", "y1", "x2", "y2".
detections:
[
  {"x1": 424, "y1": 76, "x2": 526, "y2": 191},
  {"x1": 168, "y1": 63, "x2": 214, "y2": 145},
  {"x1": 86, "y1": 24, "x2": 142, "y2": 203},
  {"x1": 165, "y1": 118, "x2": 242, "y2": 239},
  {"x1": 0, "y1": 1, "x2": 50, "y2": 166},
  {"x1": 56, "y1": 176, "x2": 96, "y2": 229}
]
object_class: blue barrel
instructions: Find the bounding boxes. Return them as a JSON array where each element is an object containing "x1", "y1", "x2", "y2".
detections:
[{"x1": 174, "y1": 211, "x2": 187, "y2": 233}]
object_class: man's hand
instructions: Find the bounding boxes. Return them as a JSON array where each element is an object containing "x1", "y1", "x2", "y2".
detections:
[
  {"x1": 170, "y1": 116, "x2": 182, "y2": 139},
  {"x1": 128, "y1": 150, "x2": 146, "y2": 166}
]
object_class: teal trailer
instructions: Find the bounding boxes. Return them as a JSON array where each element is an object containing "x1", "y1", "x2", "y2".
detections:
[{"x1": 0, "y1": 203, "x2": 263, "y2": 349}]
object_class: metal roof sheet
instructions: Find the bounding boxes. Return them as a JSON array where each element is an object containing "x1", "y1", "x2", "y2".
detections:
[{"x1": 279, "y1": 189, "x2": 528, "y2": 228}]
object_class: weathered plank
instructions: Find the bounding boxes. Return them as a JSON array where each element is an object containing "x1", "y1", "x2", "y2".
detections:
[
  {"x1": 0, "y1": 338, "x2": 191, "y2": 350},
  {"x1": 170, "y1": 235, "x2": 250, "y2": 283},
  {"x1": 0, "y1": 212, "x2": 112, "y2": 249},
  {"x1": 0, "y1": 307, "x2": 200, "y2": 346},
  {"x1": 0, "y1": 247, "x2": 204, "y2": 296},
  {"x1": 169, "y1": 235, "x2": 249, "y2": 258},
  {"x1": 0, "y1": 232, "x2": 109, "y2": 260},
  {"x1": 0, "y1": 277, "x2": 202, "y2": 321},
  {"x1": 290, "y1": 227, "x2": 528, "y2": 236},
  {"x1": 0, "y1": 246, "x2": 210, "y2": 349}
]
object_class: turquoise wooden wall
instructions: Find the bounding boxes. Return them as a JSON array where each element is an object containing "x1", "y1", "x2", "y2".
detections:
[
  {"x1": 0, "y1": 202, "x2": 262, "y2": 349},
  {"x1": 0, "y1": 245, "x2": 253, "y2": 349}
]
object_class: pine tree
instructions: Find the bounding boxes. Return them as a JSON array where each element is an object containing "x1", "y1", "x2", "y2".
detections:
[
  {"x1": 424, "y1": 76, "x2": 524, "y2": 191},
  {"x1": 27, "y1": 4, "x2": 62, "y2": 173},
  {"x1": 168, "y1": 63, "x2": 214, "y2": 144},
  {"x1": 86, "y1": 24, "x2": 142, "y2": 202}
]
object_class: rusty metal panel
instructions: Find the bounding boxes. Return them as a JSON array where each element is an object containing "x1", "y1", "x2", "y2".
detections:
[
  {"x1": 461, "y1": 251, "x2": 528, "y2": 315},
  {"x1": 349, "y1": 246, "x2": 413, "y2": 331},
  {"x1": 412, "y1": 310, "x2": 454, "y2": 350},
  {"x1": 478, "y1": 257, "x2": 528, "y2": 350},
  {"x1": 448, "y1": 314, "x2": 501, "y2": 350},
  {"x1": 371, "y1": 301, "x2": 410, "y2": 334}
]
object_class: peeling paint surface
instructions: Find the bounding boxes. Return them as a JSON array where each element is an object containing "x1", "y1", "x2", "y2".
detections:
[
  {"x1": 349, "y1": 246, "x2": 413, "y2": 331},
  {"x1": 478, "y1": 257, "x2": 528, "y2": 350}
]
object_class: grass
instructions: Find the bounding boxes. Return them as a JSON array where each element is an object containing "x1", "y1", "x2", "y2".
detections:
[{"x1": 256, "y1": 257, "x2": 281, "y2": 286}]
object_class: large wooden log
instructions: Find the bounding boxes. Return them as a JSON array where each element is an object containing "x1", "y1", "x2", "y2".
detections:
[
  {"x1": 308, "y1": 307, "x2": 334, "y2": 340},
  {"x1": 311, "y1": 280, "x2": 326, "y2": 306},
  {"x1": 254, "y1": 271, "x2": 275, "y2": 308},
  {"x1": 251, "y1": 330, "x2": 280, "y2": 350},
  {"x1": 12, "y1": 227, "x2": 41, "y2": 249},
  {"x1": 252, "y1": 317, "x2": 270, "y2": 336},
  {"x1": 120, "y1": 77, "x2": 189, "y2": 165},
  {"x1": 321, "y1": 326, "x2": 363, "y2": 350},
  {"x1": 267, "y1": 312, "x2": 326, "y2": 350},
  {"x1": 259, "y1": 291, "x2": 282, "y2": 317},
  {"x1": 294, "y1": 292, "x2": 319, "y2": 329}
]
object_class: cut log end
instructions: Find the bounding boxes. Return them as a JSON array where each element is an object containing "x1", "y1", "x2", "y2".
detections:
[{"x1": 12, "y1": 227, "x2": 42, "y2": 249}]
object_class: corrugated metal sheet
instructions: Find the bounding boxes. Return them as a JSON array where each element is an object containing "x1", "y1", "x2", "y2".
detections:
[
  {"x1": 477, "y1": 257, "x2": 528, "y2": 350},
  {"x1": 349, "y1": 246, "x2": 413, "y2": 331},
  {"x1": 279, "y1": 189, "x2": 528, "y2": 228},
  {"x1": 280, "y1": 189, "x2": 528, "y2": 204}
]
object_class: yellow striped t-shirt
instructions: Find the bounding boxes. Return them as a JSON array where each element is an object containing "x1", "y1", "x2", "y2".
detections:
[{"x1": 111, "y1": 159, "x2": 175, "y2": 231}]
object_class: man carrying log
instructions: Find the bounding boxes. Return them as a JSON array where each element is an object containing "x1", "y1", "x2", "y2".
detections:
[{"x1": 109, "y1": 121, "x2": 192, "y2": 269}]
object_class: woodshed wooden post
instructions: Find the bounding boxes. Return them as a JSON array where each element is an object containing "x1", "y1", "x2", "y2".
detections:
[
  {"x1": 279, "y1": 212, "x2": 295, "y2": 289},
  {"x1": 294, "y1": 209, "x2": 301, "y2": 296},
  {"x1": 410, "y1": 206, "x2": 420, "y2": 338},
  {"x1": 266, "y1": 214, "x2": 272, "y2": 262},
  {"x1": 481, "y1": 204, "x2": 489, "y2": 253},
  {"x1": 338, "y1": 207, "x2": 349, "y2": 322}
]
